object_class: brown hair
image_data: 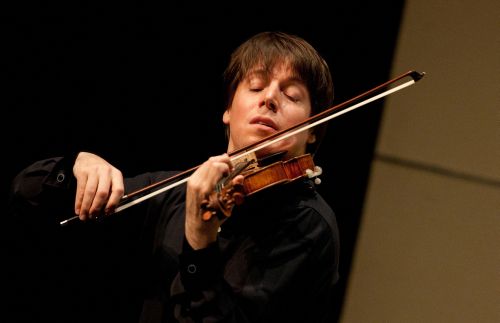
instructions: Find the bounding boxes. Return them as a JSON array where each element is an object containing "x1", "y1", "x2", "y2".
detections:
[{"x1": 223, "y1": 31, "x2": 334, "y2": 155}]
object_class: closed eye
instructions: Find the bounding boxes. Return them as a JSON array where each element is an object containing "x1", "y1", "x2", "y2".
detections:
[{"x1": 284, "y1": 93, "x2": 299, "y2": 102}]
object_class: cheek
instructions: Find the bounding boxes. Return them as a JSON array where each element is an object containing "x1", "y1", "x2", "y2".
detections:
[
  {"x1": 229, "y1": 95, "x2": 253, "y2": 122},
  {"x1": 226, "y1": 107, "x2": 245, "y2": 126},
  {"x1": 283, "y1": 106, "x2": 311, "y2": 126}
]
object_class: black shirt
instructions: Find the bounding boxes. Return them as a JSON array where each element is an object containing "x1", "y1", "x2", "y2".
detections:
[{"x1": 7, "y1": 156, "x2": 340, "y2": 323}]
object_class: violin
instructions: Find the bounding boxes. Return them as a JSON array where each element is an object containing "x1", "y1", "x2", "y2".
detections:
[
  {"x1": 200, "y1": 152, "x2": 323, "y2": 221},
  {"x1": 60, "y1": 70, "x2": 425, "y2": 226}
]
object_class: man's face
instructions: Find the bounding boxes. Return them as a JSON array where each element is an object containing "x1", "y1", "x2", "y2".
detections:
[{"x1": 223, "y1": 63, "x2": 315, "y2": 159}]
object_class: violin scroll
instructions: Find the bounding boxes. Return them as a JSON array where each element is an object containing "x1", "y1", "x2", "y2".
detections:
[
  {"x1": 201, "y1": 183, "x2": 245, "y2": 221},
  {"x1": 200, "y1": 157, "x2": 255, "y2": 221}
]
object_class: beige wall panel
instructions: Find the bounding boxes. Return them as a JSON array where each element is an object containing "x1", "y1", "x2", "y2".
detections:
[
  {"x1": 341, "y1": 2, "x2": 499, "y2": 322},
  {"x1": 377, "y1": 0, "x2": 500, "y2": 180},
  {"x1": 341, "y1": 160, "x2": 500, "y2": 323}
]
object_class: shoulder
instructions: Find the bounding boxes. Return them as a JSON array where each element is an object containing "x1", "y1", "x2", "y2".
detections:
[
  {"x1": 297, "y1": 191, "x2": 340, "y2": 280},
  {"x1": 299, "y1": 190, "x2": 339, "y2": 239}
]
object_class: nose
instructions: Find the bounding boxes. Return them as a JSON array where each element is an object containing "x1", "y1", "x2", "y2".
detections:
[
  {"x1": 262, "y1": 84, "x2": 280, "y2": 113},
  {"x1": 265, "y1": 97, "x2": 277, "y2": 112}
]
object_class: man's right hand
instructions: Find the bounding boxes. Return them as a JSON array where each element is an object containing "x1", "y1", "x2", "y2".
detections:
[{"x1": 73, "y1": 152, "x2": 124, "y2": 221}]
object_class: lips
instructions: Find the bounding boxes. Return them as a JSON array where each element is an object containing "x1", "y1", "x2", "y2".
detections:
[{"x1": 250, "y1": 116, "x2": 278, "y2": 130}]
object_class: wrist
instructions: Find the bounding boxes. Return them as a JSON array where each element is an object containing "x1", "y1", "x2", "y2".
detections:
[{"x1": 185, "y1": 220, "x2": 218, "y2": 250}]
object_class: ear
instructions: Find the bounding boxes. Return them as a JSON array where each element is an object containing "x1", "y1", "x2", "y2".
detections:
[
  {"x1": 307, "y1": 132, "x2": 316, "y2": 144},
  {"x1": 223, "y1": 109, "x2": 230, "y2": 125}
]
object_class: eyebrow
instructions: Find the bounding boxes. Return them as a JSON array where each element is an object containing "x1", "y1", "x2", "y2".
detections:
[{"x1": 247, "y1": 69, "x2": 306, "y2": 86}]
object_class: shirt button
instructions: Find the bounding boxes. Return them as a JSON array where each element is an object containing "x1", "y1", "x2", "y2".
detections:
[
  {"x1": 56, "y1": 172, "x2": 65, "y2": 183},
  {"x1": 187, "y1": 264, "x2": 197, "y2": 274}
]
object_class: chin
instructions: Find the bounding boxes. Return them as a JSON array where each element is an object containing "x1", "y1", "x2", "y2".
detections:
[{"x1": 256, "y1": 145, "x2": 290, "y2": 158}]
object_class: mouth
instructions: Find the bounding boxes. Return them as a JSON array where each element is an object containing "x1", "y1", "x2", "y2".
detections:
[{"x1": 250, "y1": 116, "x2": 278, "y2": 131}]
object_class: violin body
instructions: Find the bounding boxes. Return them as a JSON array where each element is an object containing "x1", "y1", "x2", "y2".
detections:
[
  {"x1": 241, "y1": 154, "x2": 316, "y2": 195},
  {"x1": 201, "y1": 154, "x2": 322, "y2": 221}
]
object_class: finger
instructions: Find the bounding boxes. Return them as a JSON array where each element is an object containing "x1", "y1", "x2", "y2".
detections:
[
  {"x1": 104, "y1": 169, "x2": 124, "y2": 215},
  {"x1": 89, "y1": 172, "x2": 111, "y2": 217},
  {"x1": 79, "y1": 174, "x2": 98, "y2": 220},
  {"x1": 232, "y1": 174, "x2": 245, "y2": 186},
  {"x1": 74, "y1": 173, "x2": 88, "y2": 217},
  {"x1": 204, "y1": 159, "x2": 231, "y2": 193},
  {"x1": 192, "y1": 157, "x2": 230, "y2": 193}
]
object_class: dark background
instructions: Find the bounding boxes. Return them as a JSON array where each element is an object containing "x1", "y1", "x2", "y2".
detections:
[{"x1": 1, "y1": 2, "x2": 406, "y2": 322}]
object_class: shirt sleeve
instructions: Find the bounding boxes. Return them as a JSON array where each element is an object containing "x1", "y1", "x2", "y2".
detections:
[
  {"x1": 6, "y1": 155, "x2": 167, "y2": 322},
  {"x1": 178, "y1": 238, "x2": 223, "y2": 291},
  {"x1": 169, "y1": 238, "x2": 234, "y2": 321},
  {"x1": 8, "y1": 155, "x2": 77, "y2": 227}
]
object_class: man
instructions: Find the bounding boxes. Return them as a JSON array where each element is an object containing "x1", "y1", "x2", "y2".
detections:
[{"x1": 9, "y1": 31, "x2": 339, "y2": 322}]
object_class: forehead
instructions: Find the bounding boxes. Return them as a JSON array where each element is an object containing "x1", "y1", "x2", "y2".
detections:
[{"x1": 245, "y1": 62, "x2": 303, "y2": 82}]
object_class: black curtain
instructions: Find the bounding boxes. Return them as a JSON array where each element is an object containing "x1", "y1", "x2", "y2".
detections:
[{"x1": 1, "y1": 2, "x2": 406, "y2": 322}]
